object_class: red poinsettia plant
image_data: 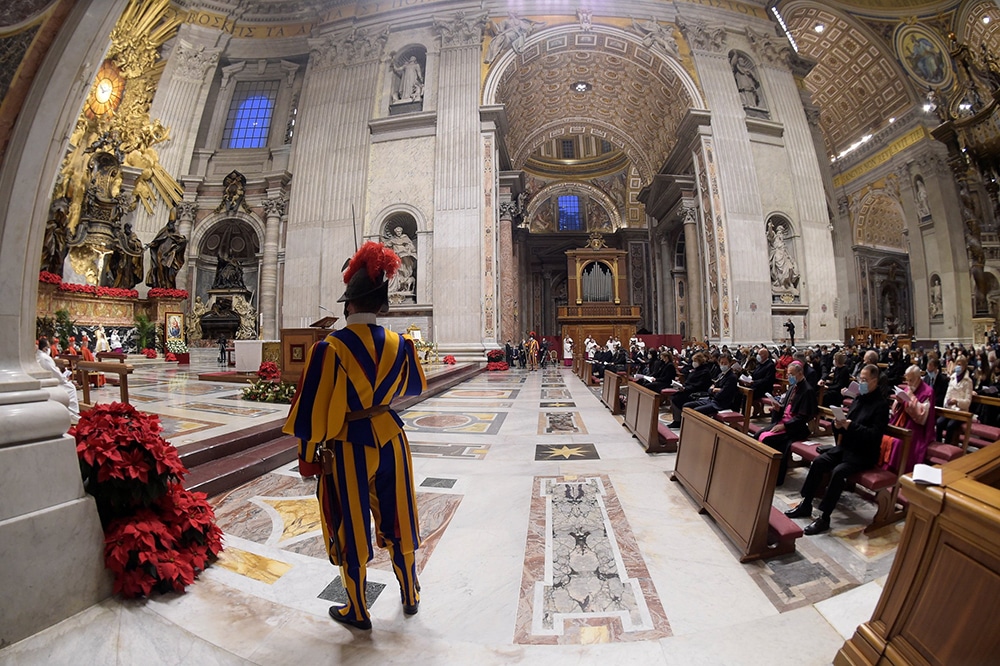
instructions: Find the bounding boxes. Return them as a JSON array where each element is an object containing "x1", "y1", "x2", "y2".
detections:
[
  {"x1": 486, "y1": 361, "x2": 509, "y2": 372},
  {"x1": 58, "y1": 282, "x2": 98, "y2": 295},
  {"x1": 39, "y1": 271, "x2": 62, "y2": 284},
  {"x1": 443, "y1": 355, "x2": 456, "y2": 365},
  {"x1": 165, "y1": 352, "x2": 177, "y2": 362},
  {"x1": 142, "y1": 348, "x2": 158, "y2": 359},
  {"x1": 73, "y1": 402, "x2": 223, "y2": 598},
  {"x1": 96, "y1": 286, "x2": 139, "y2": 299},
  {"x1": 257, "y1": 361, "x2": 281, "y2": 382},
  {"x1": 148, "y1": 287, "x2": 189, "y2": 299}
]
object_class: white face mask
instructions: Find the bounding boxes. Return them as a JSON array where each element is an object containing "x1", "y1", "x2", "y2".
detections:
[
  {"x1": 692, "y1": 361, "x2": 700, "y2": 368},
  {"x1": 719, "y1": 364, "x2": 730, "y2": 373},
  {"x1": 756, "y1": 354, "x2": 765, "y2": 364}
]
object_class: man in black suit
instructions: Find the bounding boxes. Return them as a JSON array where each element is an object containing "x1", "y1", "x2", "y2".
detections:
[
  {"x1": 785, "y1": 364, "x2": 890, "y2": 535},
  {"x1": 742, "y1": 346, "x2": 776, "y2": 404},
  {"x1": 924, "y1": 357, "x2": 948, "y2": 407},
  {"x1": 756, "y1": 362, "x2": 816, "y2": 485},
  {"x1": 690, "y1": 356, "x2": 741, "y2": 417},
  {"x1": 635, "y1": 350, "x2": 676, "y2": 393},
  {"x1": 668, "y1": 351, "x2": 713, "y2": 427},
  {"x1": 784, "y1": 319, "x2": 795, "y2": 347}
]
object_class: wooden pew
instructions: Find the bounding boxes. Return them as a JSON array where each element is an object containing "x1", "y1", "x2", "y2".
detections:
[
  {"x1": 791, "y1": 406, "x2": 914, "y2": 533},
  {"x1": 76, "y1": 360, "x2": 134, "y2": 408},
  {"x1": 623, "y1": 381, "x2": 677, "y2": 453},
  {"x1": 671, "y1": 408, "x2": 802, "y2": 561},
  {"x1": 600, "y1": 370, "x2": 627, "y2": 415},
  {"x1": 581, "y1": 360, "x2": 599, "y2": 386},
  {"x1": 969, "y1": 394, "x2": 1000, "y2": 450}
]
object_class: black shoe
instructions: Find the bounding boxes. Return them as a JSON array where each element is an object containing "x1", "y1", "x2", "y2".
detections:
[
  {"x1": 803, "y1": 516, "x2": 831, "y2": 535},
  {"x1": 784, "y1": 503, "x2": 812, "y2": 519},
  {"x1": 667, "y1": 421, "x2": 681, "y2": 428},
  {"x1": 328, "y1": 604, "x2": 372, "y2": 630},
  {"x1": 403, "y1": 600, "x2": 419, "y2": 616}
]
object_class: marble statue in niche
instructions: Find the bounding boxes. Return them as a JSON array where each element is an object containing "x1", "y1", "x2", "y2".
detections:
[
  {"x1": 391, "y1": 55, "x2": 424, "y2": 104},
  {"x1": 929, "y1": 274, "x2": 943, "y2": 318},
  {"x1": 730, "y1": 51, "x2": 764, "y2": 110},
  {"x1": 767, "y1": 218, "x2": 800, "y2": 302},
  {"x1": 188, "y1": 296, "x2": 210, "y2": 341},
  {"x1": 914, "y1": 176, "x2": 932, "y2": 221},
  {"x1": 384, "y1": 225, "x2": 417, "y2": 304}
]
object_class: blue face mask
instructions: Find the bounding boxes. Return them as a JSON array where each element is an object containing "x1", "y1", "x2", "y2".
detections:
[
  {"x1": 788, "y1": 375, "x2": 797, "y2": 386},
  {"x1": 858, "y1": 381, "x2": 870, "y2": 395}
]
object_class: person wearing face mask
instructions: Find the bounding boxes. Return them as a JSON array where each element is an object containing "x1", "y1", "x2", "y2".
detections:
[
  {"x1": 820, "y1": 352, "x2": 851, "y2": 406},
  {"x1": 881, "y1": 365, "x2": 935, "y2": 474},
  {"x1": 667, "y1": 351, "x2": 712, "y2": 427},
  {"x1": 785, "y1": 364, "x2": 890, "y2": 535},
  {"x1": 756, "y1": 362, "x2": 816, "y2": 486},
  {"x1": 689, "y1": 356, "x2": 742, "y2": 417},
  {"x1": 935, "y1": 357, "x2": 973, "y2": 443}
]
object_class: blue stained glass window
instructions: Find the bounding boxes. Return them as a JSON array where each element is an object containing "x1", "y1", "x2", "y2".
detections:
[
  {"x1": 558, "y1": 195, "x2": 583, "y2": 231},
  {"x1": 222, "y1": 80, "x2": 280, "y2": 149}
]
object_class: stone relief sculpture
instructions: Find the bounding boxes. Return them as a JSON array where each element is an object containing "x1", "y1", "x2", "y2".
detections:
[
  {"x1": 384, "y1": 226, "x2": 417, "y2": 303},
  {"x1": 484, "y1": 13, "x2": 544, "y2": 64},
  {"x1": 630, "y1": 17, "x2": 680, "y2": 59},
  {"x1": 145, "y1": 218, "x2": 188, "y2": 289},
  {"x1": 391, "y1": 55, "x2": 424, "y2": 104},
  {"x1": 108, "y1": 221, "x2": 144, "y2": 289},
  {"x1": 216, "y1": 170, "x2": 252, "y2": 214},
  {"x1": 767, "y1": 219, "x2": 800, "y2": 300},
  {"x1": 730, "y1": 51, "x2": 764, "y2": 110}
]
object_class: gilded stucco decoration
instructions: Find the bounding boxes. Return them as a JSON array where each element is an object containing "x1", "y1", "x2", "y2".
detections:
[
  {"x1": 494, "y1": 30, "x2": 694, "y2": 184},
  {"x1": 780, "y1": 2, "x2": 912, "y2": 153},
  {"x1": 55, "y1": 0, "x2": 183, "y2": 233}
]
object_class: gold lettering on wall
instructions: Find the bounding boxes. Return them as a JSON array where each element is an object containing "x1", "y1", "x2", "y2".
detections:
[{"x1": 832, "y1": 126, "x2": 929, "y2": 189}]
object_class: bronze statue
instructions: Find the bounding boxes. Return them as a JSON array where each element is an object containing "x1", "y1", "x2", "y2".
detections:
[
  {"x1": 40, "y1": 197, "x2": 70, "y2": 275},
  {"x1": 107, "y1": 221, "x2": 144, "y2": 289},
  {"x1": 145, "y1": 218, "x2": 188, "y2": 289}
]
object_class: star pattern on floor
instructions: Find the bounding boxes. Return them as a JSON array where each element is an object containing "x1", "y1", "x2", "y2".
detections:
[{"x1": 535, "y1": 443, "x2": 600, "y2": 460}]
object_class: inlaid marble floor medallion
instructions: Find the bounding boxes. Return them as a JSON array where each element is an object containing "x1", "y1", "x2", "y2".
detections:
[
  {"x1": 401, "y1": 411, "x2": 505, "y2": 434},
  {"x1": 541, "y1": 388, "x2": 572, "y2": 401},
  {"x1": 409, "y1": 441, "x2": 490, "y2": 459},
  {"x1": 535, "y1": 444, "x2": 599, "y2": 460},
  {"x1": 157, "y1": 414, "x2": 223, "y2": 439},
  {"x1": 180, "y1": 401, "x2": 280, "y2": 418},
  {"x1": 440, "y1": 388, "x2": 520, "y2": 400},
  {"x1": 540, "y1": 401, "x2": 575, "y2": 408},
  {"x1": 514, "y1": 475, "x2": 671, "y2": 644},
  {"x1": 538, "y1": 411, "x2": 587, "y2": 434}
]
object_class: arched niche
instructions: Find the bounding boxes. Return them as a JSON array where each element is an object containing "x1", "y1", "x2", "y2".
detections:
[
  {"x1": 728, "y1": 49, "x2": 769, "y2": 119},
  {"x1": 526, "y1": 181, "x2": 622, "y2": 233},
  {"x1": 194, "y1": 217, "x2": 261, "y2": 303},
  {"x1": 379, "y1": 210, "x2": 418, "y2": 305},
  {"x1": 766, "y1": 214, "x2": 801, "y2": 304}
]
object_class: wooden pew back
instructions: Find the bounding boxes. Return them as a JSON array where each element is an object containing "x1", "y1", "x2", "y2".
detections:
[
  {"x1": 76, "y1": 360, "x2": 134, "y2": 407},
  {"x1": 673, "y1": 408, "x2": 790, "y2": 561},
  {"x1": 601, "y1": 371, "x2": 626, "y2": 415},
  {"x1": 623, "y1": 380, "x2": 661, "y2": 450}
]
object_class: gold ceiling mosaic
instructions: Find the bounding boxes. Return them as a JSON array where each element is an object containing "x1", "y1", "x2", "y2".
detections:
[{"x1": 494, "y1": 31, "x2": 694, "y2": 184}]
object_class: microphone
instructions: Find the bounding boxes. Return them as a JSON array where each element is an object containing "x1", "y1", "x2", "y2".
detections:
[{"x1": 318, "y1": 305, "x2": 335, "y2": 315}]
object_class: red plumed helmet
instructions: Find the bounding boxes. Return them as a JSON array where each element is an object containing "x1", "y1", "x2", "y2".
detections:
[{"x1": 338, "y1": 241, "x2": 402, "y2": 305}]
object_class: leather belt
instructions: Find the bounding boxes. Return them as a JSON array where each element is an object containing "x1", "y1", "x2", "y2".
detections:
[{"x1": 344, "y1": 404, "x2": 390, "y2": 421}]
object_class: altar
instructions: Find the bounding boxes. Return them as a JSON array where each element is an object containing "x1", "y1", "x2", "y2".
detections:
[{"x1": 234, "y1": 340, "x2": 281, "y2": 373}]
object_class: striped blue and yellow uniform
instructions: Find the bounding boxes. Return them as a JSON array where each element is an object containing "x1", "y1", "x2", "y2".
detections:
[{"x1": 283, "y1": 321, "x2": 426, "y2": 623}]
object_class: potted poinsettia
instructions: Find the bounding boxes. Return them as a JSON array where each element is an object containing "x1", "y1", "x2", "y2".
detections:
[{"x1": 73, "y1": 402, "x2": 223, "y2": 598}]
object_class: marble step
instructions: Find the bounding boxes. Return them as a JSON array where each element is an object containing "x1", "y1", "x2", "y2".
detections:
[{"x1": 184, "y1": 435, "x2": 298, "y2": 498}]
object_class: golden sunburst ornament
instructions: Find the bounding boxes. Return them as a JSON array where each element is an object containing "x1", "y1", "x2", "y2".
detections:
[{"x1": 84, "y1": 60, "x2": 125, "y2": 118}]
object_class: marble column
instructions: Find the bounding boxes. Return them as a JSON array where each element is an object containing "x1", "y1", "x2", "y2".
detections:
[
  {"x1": 261, "y1": 196, "x2": 286, "y2": 339},
  {"x1": 173, "y1": 201, "x2": 198, "y2": 293},
  {"x1": 431, "y1": 11, "x2": 489, "y2": 357},
  {"x1": 0, "y1": 0, "x2": 122, "y2": 645},
  {"x1": 498, "y1": 210, "x2": 515, "y2": 344},
  {"x1": 682, "y1": 204, "x2": 705, "y2": 341},
  {"x1": 137, "y1": 27, "x2": 223, "y2": 238}
]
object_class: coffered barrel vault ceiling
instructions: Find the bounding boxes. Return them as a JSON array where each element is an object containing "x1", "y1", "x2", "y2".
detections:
[{"x1": 493, "y1": 30, "x2": 695, "y2": 184}]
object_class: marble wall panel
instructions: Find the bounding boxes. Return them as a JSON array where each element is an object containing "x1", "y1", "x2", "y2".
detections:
[{"x1": 366, "y1": 136, "x2": 435, "y2": 236}]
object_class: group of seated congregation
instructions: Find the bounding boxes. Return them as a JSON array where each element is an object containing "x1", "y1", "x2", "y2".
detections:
[{"x1": 586, "y1": 338, "x2": 1000, "y2": 536}]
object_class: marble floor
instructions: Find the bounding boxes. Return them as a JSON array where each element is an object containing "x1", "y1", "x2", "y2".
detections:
[{"x1": 0, "y1": 359, "x2": 900, "y2": 665}]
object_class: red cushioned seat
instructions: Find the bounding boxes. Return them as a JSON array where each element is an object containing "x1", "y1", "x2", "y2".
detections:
[
  {"x1": 850, "y1": 468, "x2": 896, "y2": 492},
  {"x1": 660, "y1": 388, "x2": 678, "y2": 398},
  {"x1": 925, "y1": 442, "x2": 963, "y2": 465},
  {"x1": 714, "y1": 410, "x2": 743, "y2": 426},
  {"x1": 790, "y1": 441, "x2": 822, "y2": 463},
  {"x1": 748, "y1": 422, "x2": 765, "y2": 436},
  {"x1": 767, "y1": 507, "x2": 803, "y2": 552},
  {"x1": 970, "y1": 423, "x2": 1000, "y2": 449}
]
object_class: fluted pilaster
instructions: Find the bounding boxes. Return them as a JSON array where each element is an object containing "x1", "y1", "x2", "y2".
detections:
[
  {"x1": 173, "y1": 201, "x2": 197, "y2": 292},
  {"x1": 261, "y1": 196, "x2": 285, "y2": 338}
]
